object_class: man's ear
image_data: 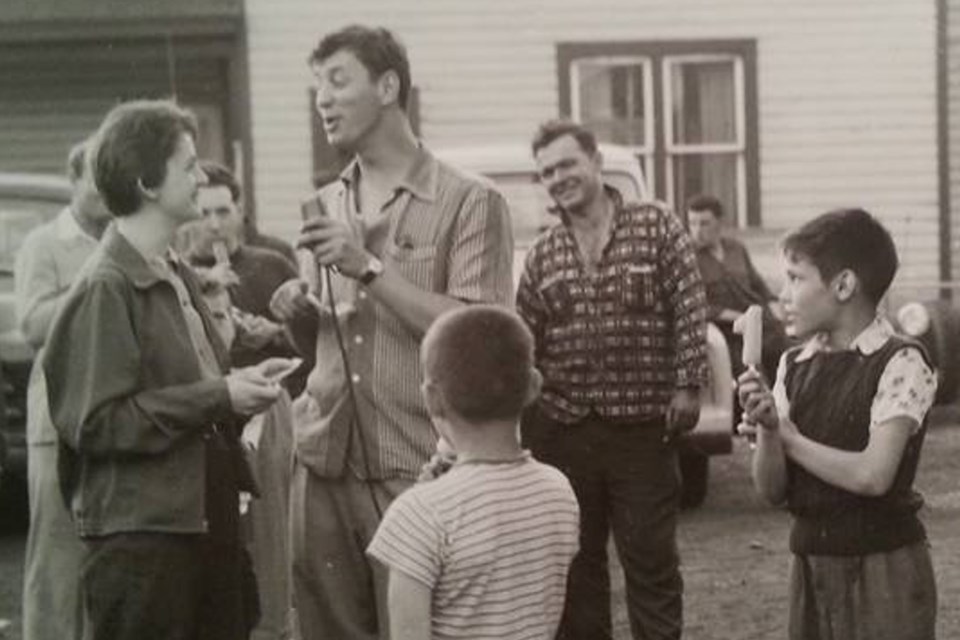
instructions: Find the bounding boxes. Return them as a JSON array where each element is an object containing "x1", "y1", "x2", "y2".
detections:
[
  {"x1": 832, "y1": 269, "x2": 858, "y2": 302},
  {"x1": 524, "y1": 367, "x2": 543, "y2": 407},
  {"x1": 378, "y1": 70, "x2": 401, "y2": 107}
]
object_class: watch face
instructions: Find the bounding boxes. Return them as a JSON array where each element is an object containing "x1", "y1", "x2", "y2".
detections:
[{"x1": 361, "y1": 256, "x2": 384, "y2": 284}]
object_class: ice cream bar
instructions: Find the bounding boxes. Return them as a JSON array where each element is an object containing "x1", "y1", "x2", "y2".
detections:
[
  {"x1": 733, "y1": 305, "x2": 763, "y2": 368},
  {"x1": 212, "y1": 241, "x2": 230, "y2": 266}
]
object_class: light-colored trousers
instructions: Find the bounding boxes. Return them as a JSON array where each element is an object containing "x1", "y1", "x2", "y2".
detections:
[
  {"x1": 290, "y1": 464, "x2": 411, "y2": 640},
  {"x1": 23, "y1": 442, "x2": 85, "y2": 640},
  {"x1": 246, "y1": 391, "x2": 297, "y2": 640}
]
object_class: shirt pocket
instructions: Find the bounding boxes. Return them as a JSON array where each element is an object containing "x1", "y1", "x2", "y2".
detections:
[
  {"x1": 384, "y1": 242, "x2": 439, "y2": 290},
  {"x1": 538, "y1": 273, "x2": 572, "y2": 317},
  {"x1": 619, "y1": 263, "x2": 658, "y2": 311}
]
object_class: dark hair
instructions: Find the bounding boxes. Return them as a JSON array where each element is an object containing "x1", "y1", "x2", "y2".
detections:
[
  {"x1": 782, "y1": 208, "x2": 898, "y2": 305},
  {"x1": 66, "y1": 139, "x2": 89, "y2": 183},
  {"x1": 686, "y1": 194, "x2": 724, "y2": 219},
  {"x1": 309, "y1": 25, "x2": 411, "y2": 111},
  {"x1": 531, "y1": 119, "x2": 599, "y2": 157},
  {"x1": 423, "y1": 305, "x2": 535, "y2": 423},
  {"x1": 91, "y1": 100, "x2": 198, "y2": 217},
  {"x1": 200, "y1": 160, "x2": 241, "y2": 203}
]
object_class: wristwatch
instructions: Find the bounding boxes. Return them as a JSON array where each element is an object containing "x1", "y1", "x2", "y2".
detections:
[{"x1": 358, "y1": 255, "x2": 384, "y2": 286}]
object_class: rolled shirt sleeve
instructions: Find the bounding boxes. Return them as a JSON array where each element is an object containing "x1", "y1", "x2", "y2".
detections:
[{"x1": 446, "y1": 186, "x2": 515, "y2": 305}]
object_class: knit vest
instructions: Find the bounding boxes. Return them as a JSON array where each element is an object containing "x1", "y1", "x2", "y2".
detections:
[{"x1": 783, "y1": 335, "x2": 929, "y2": 555}]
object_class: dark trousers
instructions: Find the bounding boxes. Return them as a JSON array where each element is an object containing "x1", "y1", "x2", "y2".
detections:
[
  {"x1": 81, "y1": 436, "x2": 258, "y2": 640},
  {"x1": 522, "y1": 408, "x2": 683, "y2": 640}
]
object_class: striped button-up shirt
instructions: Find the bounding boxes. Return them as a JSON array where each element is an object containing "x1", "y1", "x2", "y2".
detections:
[
  {"x1": 516, "y1": 190, "x2": 708, "y2": 424},
  {"x1": 294, "y1": 148, "x2": 514, "y2": 480}
]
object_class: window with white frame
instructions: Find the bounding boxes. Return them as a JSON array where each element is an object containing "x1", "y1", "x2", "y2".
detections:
[
  {"x1": 559, "y1": 41, "x2": 758, "y2": 226},
  {"x1": 571, "y1": 57, "x2": 655, "y2": 189}
]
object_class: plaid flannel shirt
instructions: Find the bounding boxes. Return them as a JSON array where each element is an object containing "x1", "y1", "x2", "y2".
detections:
[{"x1": 516, "y1": 189, "x2": 708, "y2": 424}]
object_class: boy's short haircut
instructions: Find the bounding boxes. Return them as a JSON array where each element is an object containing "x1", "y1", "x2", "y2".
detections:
[
  {"x1": 200, "y1": 160, "x2": 242, "y2": 203},
  {"x1": 782, "y1": 207, "x2": 898, "y2": 305},
  {"x1": 91, "y1": 100, "x2": 199, "y2": 217},
  {"x1": 685, "y1": 194, "x2": 724, "y2": 219},
  {"x1": 531, "y1": 119, "x2": 598, "y2": 157},
  {"x1": 309, "y1": 25, "x2": 412, "y2": 111},
  {"x1": 423, "y1": 305, "x2": 535, "y2": 423}
]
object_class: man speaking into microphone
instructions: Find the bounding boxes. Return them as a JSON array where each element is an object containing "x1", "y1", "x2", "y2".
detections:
[{"x1": 269, "y1": 25, "x2": 514, "y2": 640}]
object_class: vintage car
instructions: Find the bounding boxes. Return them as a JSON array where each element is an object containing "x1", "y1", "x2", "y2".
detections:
[
  {"x1": 435, "y1": 144, "x2": 734, "y2": 507},
  {"x1": 0, "y1": 171, "x2": 70, "y2": 507}
]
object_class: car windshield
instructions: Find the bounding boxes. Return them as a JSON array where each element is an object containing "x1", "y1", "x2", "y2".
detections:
[
  {"x1": 0, "y1": 197, "x2": 62, "y2": 274},
  {"x1": 487, "y1": 170, "x2": 642, "y2": 247}
]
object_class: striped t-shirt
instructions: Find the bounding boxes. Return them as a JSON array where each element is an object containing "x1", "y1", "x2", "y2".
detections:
[{"x1": 367, "y1": 453, "x2": 579, "y2": 640}]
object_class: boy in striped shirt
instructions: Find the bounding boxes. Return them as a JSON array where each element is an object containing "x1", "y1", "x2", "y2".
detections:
[{"x1": 367, "y1": 305, "x2": 580, "y2": 640}]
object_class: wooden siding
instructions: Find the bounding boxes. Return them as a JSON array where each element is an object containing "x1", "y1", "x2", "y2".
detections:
[
  {"x1": 949, "y1": 0, "x2": 960, "y2": 282},
  {"x1": 244, "y1": 0, "x2": 939, "y2": 284}
]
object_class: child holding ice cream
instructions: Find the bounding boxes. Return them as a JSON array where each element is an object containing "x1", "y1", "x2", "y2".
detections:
[{"x1": 738, "y1": 208, "x2": 938, "y2": 640}]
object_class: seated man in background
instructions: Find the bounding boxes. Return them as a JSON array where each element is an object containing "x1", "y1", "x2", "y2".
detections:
[{"x1": 686, "y1": 193, "x2": 788, "y2": 382}]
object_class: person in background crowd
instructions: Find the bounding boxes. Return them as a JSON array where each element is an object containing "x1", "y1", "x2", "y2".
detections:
[
  {"x1": 517, "y1": 119, "x2": 708, "y2": 640},
  {"x1": 367, "y1": 305, "x2": 580, "y2": 640},
  {"x1": 184, "y1": 159, "x2": 308, "y2": 397},
  {"x1": 16, "y1": 137, "x2": 112, "y2": 640},
  {"x1": 42, "y1": 99, "x2": 281, "y2": 640},
  {"x1": 739, "y1": 208, "x2": 938, "y2": 640},
  {"x1": 269, "y1": 25, "x2": 513, "y2": 640},
  {"x1": 181, "y1": 159, "x2": 302, "y2": 640},
  {"x1": 247, "y1": 223, "x2": 298, "y2": 269},
  {"x1": 686, "y1": 193, "x2": 788, "y2": 382}
]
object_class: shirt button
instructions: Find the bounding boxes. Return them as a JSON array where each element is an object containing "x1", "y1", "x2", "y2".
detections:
[
  {"x1": 358, "y1": 291, "x2": 368, "y2": 300},
  {"x1": 354, "y1": 335, "x2": 363, "y2": 345},
  {"x1": 351, "y1": 373, "x2": 361, "y2": 384}
]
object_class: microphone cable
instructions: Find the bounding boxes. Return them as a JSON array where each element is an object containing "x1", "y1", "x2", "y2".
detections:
[{"x1": 322, "y1": 266, "x2": 383, "y2": 520}]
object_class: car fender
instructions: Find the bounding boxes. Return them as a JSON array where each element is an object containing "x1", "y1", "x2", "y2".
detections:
[{"x1": 681, "y1": 322, "x2": 734, "y2": 456}]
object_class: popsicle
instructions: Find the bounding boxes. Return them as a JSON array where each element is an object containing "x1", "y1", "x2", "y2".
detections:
[
  {"x1": 733, "y1": 305, "x2": 763, "y2": 369},
  {"x1": 733, "y1": 305, "x2": 763, "y2": 439},
  {"x1": 212, "y1": 240, "x2": 230, "y2": 266}
]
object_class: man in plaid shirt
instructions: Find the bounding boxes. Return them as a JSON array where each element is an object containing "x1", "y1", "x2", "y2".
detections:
[{"x1": 517, "y1": 120, "x2": 708, "y2": 640}]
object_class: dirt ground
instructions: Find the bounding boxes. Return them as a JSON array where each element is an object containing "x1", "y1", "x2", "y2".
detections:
[
  {"x1": 1, "y1": 418, "x2": 958, "y2": 640},
  {"x1": 612, "y1": 415, "x2": 960, "y2": 639}
]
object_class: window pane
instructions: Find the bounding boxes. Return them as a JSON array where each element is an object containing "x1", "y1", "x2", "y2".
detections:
[
  {"x1": 670, "y1": 60, "x2": 736, "y2": 145},
  {"x1": 672, "y1": 153, "x2": 738, "y2": 222},
  {"x1": 576, "y1": 61, "x2": 646, "y2": 147}
]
